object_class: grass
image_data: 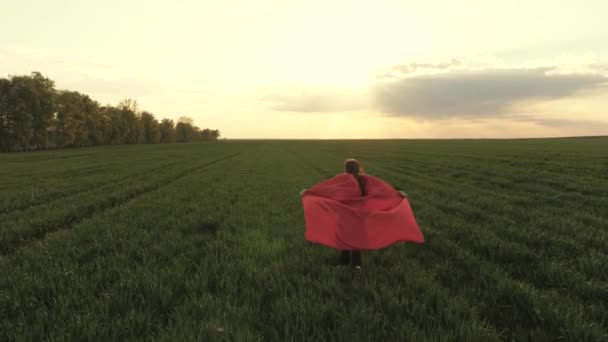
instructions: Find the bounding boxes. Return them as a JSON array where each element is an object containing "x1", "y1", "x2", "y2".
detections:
[{"x1": 1, "y1": 138, "x2": 607, "y2": 341}]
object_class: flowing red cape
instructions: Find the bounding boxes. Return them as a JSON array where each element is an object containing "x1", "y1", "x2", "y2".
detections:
[{"x1": 302, "y1": 173, "x2": 424, "y2": 250}]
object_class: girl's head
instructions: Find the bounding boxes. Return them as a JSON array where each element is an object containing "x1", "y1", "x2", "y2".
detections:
[{"x1": 344, "y1": 158, "x2": 362, "y2": 175}]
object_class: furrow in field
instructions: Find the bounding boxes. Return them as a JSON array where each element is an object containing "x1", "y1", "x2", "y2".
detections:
[
  {"x1": 0, "y1": 152, "x2": 240, "y2": 255},
  {"x1": 0, "y1": 160, "x2": 117, "y2": 186},
  {"x1": 0, "y1": 146, "x2": 255, "y2": 340},
  {"x1": 358, "y1": 147, "x2": 607, "y2": 188},
  {"x1": 0, "y1": 148, "x2": 191, "y2": 185},
  {"x1": 0, "y1": 163, "x2": 114, "y2": 194},
  {"x1": 0, "y1": 160, "x2": 187, "y2": 215},
  {"x1": 366, "y1": 147, "x2": 605, "y2": 176},
  {"x1": 417, "y1": 201, "x2": 608, "y2": 318},
  {"x1": 373, "y1": 163, "x2": 608, "y2": 254},
  {"x1": 395, "y1": 192, "x2": 608, "y2": 324},
  {"x1": 0, "y1": 146, "x2": 194, "y2": 188},
  {"x1": 374, "y1": 162, "x2": 608, "y2": 234},
  {"x1": 361, "y1": 152, "x2": 608, "y2": 203},
  {"x1": 372, "y1": 164, "x2": 608, "y2": 287},
  {"x1": 0, "y1": 161, "x2": 246, "y2": 340},
  {"x1": 407, "y1": 226, "x2": 607, "y2": 339}
]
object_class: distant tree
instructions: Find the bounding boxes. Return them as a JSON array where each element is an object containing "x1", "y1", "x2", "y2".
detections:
[
  {"x1": 0, "y1": 72, "x2": 222, "y2": 152},
  {"x1": 3, "y1": 75, "x2": 37, "y2": 151},
  {"x1": 82, "y1": 96, "x2": 103, "y2": 145},
  {"x1": 101, "y1": 106, "x2": 127, "y2": 145},
  {"x1": 54, "y1": 91, "x2": 89, "y2": 148},
  {"x1": 0, "y1": 78, "x2": 10, "y2": 151},
  {"x1": 200, "y1": 128, "x2": 211, "y2": 141},
  {"x1": 175, "y1": 116, "x2": 196, "y2": 142},
  {"x1": 193, "y1": 126, "x2": 202, "y2": 142},
  {"x1": 129, "y1": 111, "x2": 144, "y2": 144},
  {"x1": 22, "y1": 72, "x2": 56, "y2": 150},
  {"x1": 116, "y1": 99, "x2": 143, "y2": 144},
  {"x1": 198, "y1": 129, "x2": 220, "y2": 141},
  {"x1": 118, "y1": 98, "x2": 139, "y2": 113},
  {"x1": 140, "y1": 111, "x2": 160, "y2": 143},
  {"x1": 159, "y1": 118, "x2": 175, "y2": 143},
  {"x1": 177, "y1": 116, "x2": 193, "y2": 126}
]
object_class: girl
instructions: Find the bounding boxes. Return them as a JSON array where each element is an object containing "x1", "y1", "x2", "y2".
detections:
[{"x1": 300, "y1": 159, "x2": 419, "y2": 272}]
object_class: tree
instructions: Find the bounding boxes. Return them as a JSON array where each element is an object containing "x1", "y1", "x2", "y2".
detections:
[
  {"x1": 159, "y1": 118, "x2": 175, "y2": 143},
  {"x1": 101, "y1": 106, "x2": 128, "y2": 145},
  {"x1": 82, "y1": 96, "x2": 103, "y2": 146},
  {"x1": 23, "y1": 72, "x2": 55, "y2": 150},
  {"x1": 118, "y1": 98, "x2": 139, "y2": 113},
  {"x1": 4, "y1": 76, "x2": 35, "y2": 151},
  {"x1": 54, "y1": 91, "x2": 88, "y2": 148},
  {"x1": 200, "y1": 128, "x2": 211, "y2": 141},
  {"x1": 0, "y1": 72, "x2": 222, "y2": 151},
  {"x1": 0, "y1": 78, "x2": 10, "y2": 151},
  {"x1": 141, "y1": 111, "x2": 160, "y2": 144},
  {"x1": 117, "y1": 99, "x2": 143, "y2": 144},
  {"x1": 175, "y1": 116, "x2": 196, "y2": 142}
]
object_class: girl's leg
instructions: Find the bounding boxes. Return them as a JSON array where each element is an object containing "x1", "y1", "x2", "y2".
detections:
[
  {"x1": 339, "y1": 250, "x2": 350, "y2": 265},
  {"x1": 350, "y1": 250, "x2": 362, "y2": 268}
]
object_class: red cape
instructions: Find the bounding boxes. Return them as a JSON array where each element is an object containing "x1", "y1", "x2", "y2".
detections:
[{"x1": 302, "y1": 173, "x2": 424, "y2": 250}]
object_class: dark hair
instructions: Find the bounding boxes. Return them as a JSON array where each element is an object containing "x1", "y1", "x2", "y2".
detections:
[
  {"x1": 344, "y1": 158, "x2": 366, "y2": 195},
  {"x1": 344, "y1": 158, "x2": 360, "y2": 175}
]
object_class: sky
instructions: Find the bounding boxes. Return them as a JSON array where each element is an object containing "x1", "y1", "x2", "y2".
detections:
[{"x1": 1, "y1": 0, "x2": 607, "y2": 138}]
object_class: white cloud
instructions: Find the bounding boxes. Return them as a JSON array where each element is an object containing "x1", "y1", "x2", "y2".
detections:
[
  {"x1": 372, "y1": 67, "x2": 607, "y2": 119},
  {"x1": 263, "y1": 56, "x2": 608, "y2": 132}
]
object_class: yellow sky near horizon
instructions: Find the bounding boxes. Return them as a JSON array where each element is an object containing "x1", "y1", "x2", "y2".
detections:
[{"x1": 1, "y1": 0, "x2": 607, "y2": 138}]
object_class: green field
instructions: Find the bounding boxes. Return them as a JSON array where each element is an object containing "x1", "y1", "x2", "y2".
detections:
[{"x1": 1, "y1": 138, "x2": 607, "y2": 341}]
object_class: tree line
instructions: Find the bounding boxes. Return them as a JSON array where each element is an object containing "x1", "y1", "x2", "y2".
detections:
[{"x1": 0, "y1": 72, "x2": 220, "y2": 152}]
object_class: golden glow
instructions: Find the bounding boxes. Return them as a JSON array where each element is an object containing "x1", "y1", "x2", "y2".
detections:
[{"x1": 1, "y1": 0, "x2": 607, "y2": 138}]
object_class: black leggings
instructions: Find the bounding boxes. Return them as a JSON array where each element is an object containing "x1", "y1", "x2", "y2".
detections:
[{"x1": 340, "y1": 250, "x2": 362, "y2": 267}]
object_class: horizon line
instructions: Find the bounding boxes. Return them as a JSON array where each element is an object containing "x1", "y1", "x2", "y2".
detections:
[{"x1": 223, "y1": 135, "x2": 608, "y2": 141}]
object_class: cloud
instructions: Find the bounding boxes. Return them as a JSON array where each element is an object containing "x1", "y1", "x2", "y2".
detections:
[
  {"x1": 261, "y1": 55, "x2": 608, "y2": 134},
  {"x1": 263, "y1": 56, "x2": 608, "y2": 119},
  {"x1": 372, "y1": 67, "x2": 607, "y2": 119},
  {"x1": 261, "y1": 85, "x2": 368, "y2": 113},
  {"x1": 591, "y1": 63, "x2": 608, "y2": 73},
  {"x1": 375, "y1": 58, "x2": 462, "y2": 79}
]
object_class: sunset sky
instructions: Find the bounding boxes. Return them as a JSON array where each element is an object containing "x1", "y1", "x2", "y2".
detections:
[{"x1": 1, "y1": 0, "x2": 607, "y2": 138}]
